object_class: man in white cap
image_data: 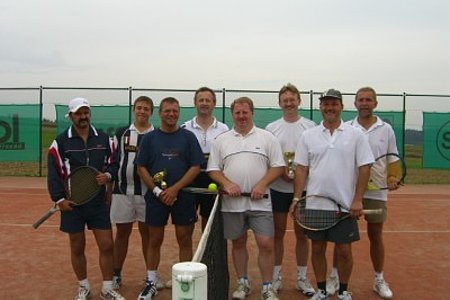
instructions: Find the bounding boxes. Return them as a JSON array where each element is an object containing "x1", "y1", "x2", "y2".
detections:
[
  {"x1": 290, "y1": 89, "x2": 374, "y2": 300},
  {"x1": 47, "y1": 97, "x2": 125, "y2": 300}
]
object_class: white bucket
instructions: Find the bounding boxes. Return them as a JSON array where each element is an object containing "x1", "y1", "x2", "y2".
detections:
[{"x1": 172, "y1": 262, "x2": 207, "y2": 300}]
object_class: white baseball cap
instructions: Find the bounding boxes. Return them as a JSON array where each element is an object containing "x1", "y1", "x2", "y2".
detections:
[{"x1": 66, "y1": 97, "x2": 90, "y2": 117}]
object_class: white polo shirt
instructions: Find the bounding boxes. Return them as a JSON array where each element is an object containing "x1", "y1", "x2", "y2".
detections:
[
  {"x1": 294, "y1": 121, "x2": 374, "y2": 211},
  {"x1": 181, "y1": 117, "x2": 229, "y2": 154},
  {"x1": 266, "y1": 117, "x2": 316, "y2": 193},
  {"x1": 207, "y1": 126, "x2": 285, "y2": 212},
  {"x1": 347, "y1": 116, "x2": 399, "y2": 201}
]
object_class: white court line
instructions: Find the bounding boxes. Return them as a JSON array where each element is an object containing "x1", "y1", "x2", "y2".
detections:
[{"x1": 4, "y1": 223, "x2": 449, "y2": 234}]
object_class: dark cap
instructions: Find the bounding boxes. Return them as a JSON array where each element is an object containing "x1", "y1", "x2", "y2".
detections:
[{"x1": 319, "y1": 89, "x2": 342, "y2": 101}]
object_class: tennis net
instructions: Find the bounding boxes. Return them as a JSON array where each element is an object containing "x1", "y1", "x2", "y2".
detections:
[{"x1": 192, "y1": 194, "x2": 229, "y2": 299}]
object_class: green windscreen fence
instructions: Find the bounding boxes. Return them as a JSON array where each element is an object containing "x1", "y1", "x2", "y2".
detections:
[
  {"x1": 56, "y1": 105, "x2": 404, "y2": 156},
  {"x1": 423, "y1": 112, "x2": 450, "y2": 169},
  {"x1": 0, "y1": 104, "x2": 40, "y2": 162}
]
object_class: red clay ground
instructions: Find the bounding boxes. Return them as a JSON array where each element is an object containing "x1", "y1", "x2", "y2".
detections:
[{"x1": 0, "y1": 177, "x2": 448, "y2": 299}]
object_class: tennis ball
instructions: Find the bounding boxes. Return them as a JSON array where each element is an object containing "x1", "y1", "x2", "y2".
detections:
[{"x1": 208, "y1": 183, "x2": 218, "y2": 192}]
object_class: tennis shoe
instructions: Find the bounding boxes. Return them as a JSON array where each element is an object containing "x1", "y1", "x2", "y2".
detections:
[
  {"x1": 260, "y1": 286, "x2": 278, "y2": 300},
  {"x1": 296, "y1": 276, "x2": 315, "y2": 296},
  {"x1": 337, "y1": 291, "x2": 352, "y2": 300},
  {"x1": 326, "y1": 275, "x2": 339, "y2": 295},
  {"x1": 138, "y1": 280, "x2": 158, "y2": 300},
  {"x1": 232, "y1": 279, "x2": 252, "y2": 299},
  {"x1": 112, "y1": 275, "x2": 122, "y2": 290},
  {"x1": 272, "y1": 274, "x2": 282, "y2": 292},
  {"x1": 100, "y1": 289, "x2": 125, "y2": 300},
  {"x1": 154, "y1": 272, "x2": 165, "y2": 290},
  {"x1": 74, "y1": 286, "x2": 91, "y2": 300},
  {"x1": 373, "y1": 278, "x2": 393, "y2": 299},
  {"x1": 309, "y1": 289, "x2": 328, "y2": 300}
]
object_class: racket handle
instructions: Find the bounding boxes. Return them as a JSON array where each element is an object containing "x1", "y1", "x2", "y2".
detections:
[
  {"x1": 363, "y1": 208, "x2": 383, "y2": 215},
  {"x1": 32, "y1": 207, "x2": 59, "y2": 229}
]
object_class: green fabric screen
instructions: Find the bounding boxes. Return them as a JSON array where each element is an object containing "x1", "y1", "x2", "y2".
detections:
[
  {"x1": 55, "y1": 105, "x2": 404, "y2": 156},
  {"x1": 423, "y1": 112, "x2": 450, "y2": 169},
  {"x1": 0, "y1": 105, "x2": 40, "y2": 161}
]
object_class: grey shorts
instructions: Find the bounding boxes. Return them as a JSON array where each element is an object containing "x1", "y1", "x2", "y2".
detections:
[
  {"x1": 305, "y1": 216, "x2": 360, "y2": 244},
  {"x1": 222, "y1": 211, "x2": 274, "y2": 240},
  {"x1": 363, "y1": 199, "x2": 388, "y2": 223}
]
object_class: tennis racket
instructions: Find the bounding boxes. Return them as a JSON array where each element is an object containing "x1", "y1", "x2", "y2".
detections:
[
  {"x1": 294, "y1": 194, "x2": 382, "y2": 231},
  {"x1": 367, "y1": 153, "x2": 406, "y2": 191},
  {"x1": 32, "y1": 166, "x2": 101, "y2": 229},
  {"x1": 182, "y1": 187, "x2": 269, "y2": 198}
]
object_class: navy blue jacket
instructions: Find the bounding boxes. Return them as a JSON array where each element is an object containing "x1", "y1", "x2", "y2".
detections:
[{"x1": 47, "y1": 125, "x2": 117, "y2": 203}]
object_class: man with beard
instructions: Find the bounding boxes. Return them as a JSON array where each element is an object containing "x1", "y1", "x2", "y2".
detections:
[{"x1": 47, "y1": 97, "x2": 124, "y2": 300}]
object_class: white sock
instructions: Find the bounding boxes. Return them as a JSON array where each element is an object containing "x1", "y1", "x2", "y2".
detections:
[
  {"x1": 79, "y1": 278, "x2": 90, "y2": 290},
  {"x1": 330, "y1": 267, "x2": 339, "y2": 278},
  {"x1": 273, "y1": 265, "x2": 282, "y2": 279},
  {"x1": 147, "y1": 270, "x2": 157, "y2": 282},
  {"x1": 297, "y1": 266, "x2": 307, "y2": 278},
  {"x1": 375, "y1": 271, "x2": 384, "y2": 280},
  {"x1": 102, "y1": 280, "x2": 113, "y2": 293}
]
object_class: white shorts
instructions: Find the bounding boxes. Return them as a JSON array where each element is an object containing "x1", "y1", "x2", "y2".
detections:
[{"x1": 110, "y1": 194, "x2": 146, "y2": 223}]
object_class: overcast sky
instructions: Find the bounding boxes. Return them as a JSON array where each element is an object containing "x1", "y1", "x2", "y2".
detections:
[{"x1": 1, "y1": 0, "x2": 449, "y2": 94}]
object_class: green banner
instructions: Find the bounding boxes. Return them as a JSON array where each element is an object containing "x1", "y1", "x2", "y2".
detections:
[
  {"x1": 423, "y1": 112, "x2": 450, "y2": 169},
  {"x1": 0, "y1": 105, "x2": 40, "y2": 162},
  {"x1": 56, "y1": 105, "x2": 130, "y2": 137}
]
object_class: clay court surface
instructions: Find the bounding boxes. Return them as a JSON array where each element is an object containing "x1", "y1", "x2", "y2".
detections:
[{"x1": 0, "y1": 177, "x2": 449, "y2": 299}]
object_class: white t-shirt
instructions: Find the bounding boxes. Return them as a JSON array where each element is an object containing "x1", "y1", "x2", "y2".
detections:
[
  {"x1": 347, "y1": 116, "x2": 399, "y2": 201},
  {"x1": 265, "y1": 117, "x2": 316, "y2": 193},
  {"x1": 294, "y1": 121, "x2": 374, "y2": 211},
  {"x1": 207, "y1": 126, "x2": 285, "y2": 212}
]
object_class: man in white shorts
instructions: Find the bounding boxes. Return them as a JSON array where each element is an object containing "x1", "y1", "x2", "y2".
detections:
[
  {"x1": 110, "y1": 96, "x2": 164, "y2": 290},
  {"x1": 290, "y1": 89, "x2": 374, "y2": 300},
  {"x1": 265, "y1": 83, "x2": 316, "y2": 296},
  {"x1": 207, "y1": 96, "x2": 285, "y2": 300},
  {"x1": 326, "y1": 87, "x2": 398, "y2": 299}
]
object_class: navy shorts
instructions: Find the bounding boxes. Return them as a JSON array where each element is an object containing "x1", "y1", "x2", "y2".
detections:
[
  {"x1": 305, "y1": 216, "x2": 360, "y2": 244},
  {"x1": 271, "y1": 189, "x2": 306, "y2": 213},
  {"x1": 60, "y1": 199, "x2": 112, "y2": 233},
  {"x1": 145, "y1": 191, "x2": 197, "y2": 226}
]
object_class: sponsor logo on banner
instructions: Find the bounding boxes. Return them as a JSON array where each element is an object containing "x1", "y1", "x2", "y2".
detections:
[{"x1": 0, "y1": 114, "x2": 25, "y2": 150}]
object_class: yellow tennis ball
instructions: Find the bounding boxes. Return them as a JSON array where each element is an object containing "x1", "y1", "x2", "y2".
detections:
[{"x1": 208, "y1": 183, "x2": 218, "y2": 192}]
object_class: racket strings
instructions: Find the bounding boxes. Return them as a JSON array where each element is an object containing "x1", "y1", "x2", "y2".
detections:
[
  {"x1": 297, "y1": 205, "x2": 344, "y2": 230},
  {"x1": 68, "y1": 168, "x2": 100, "y2": 205}
]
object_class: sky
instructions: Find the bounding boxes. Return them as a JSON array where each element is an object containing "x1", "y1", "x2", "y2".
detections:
[{"x1": 1, "y1": 0, "x2": 449, "y2": 95}]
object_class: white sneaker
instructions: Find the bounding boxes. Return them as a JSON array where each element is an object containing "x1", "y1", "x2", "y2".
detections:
[
  {"x1": 100, "y1": 289, "x2": 125, "y2": 300},
  {"x1": 232, "y1": 279, "x2": 252, "y2": 299},
  {"x1": 373, "y1": 278, "x2": 393, "y2": 299},
  {"x1": 165, "y1": 279, "x2": 172, "y2": 289},
  {"x1": 337, "y1": 291, "x2": 352, "y2": 300},
  {"x1": 261, "y1": 286, "x2": 278, "y2": 300},
  {"x1": 74, "y1": 286, "x2": 91, "y2": 300},
  {"x1": 112, "y1": 275, "x2": 121, "y2": 290},
  {"x1": 154, "y1": 272, "x2": 165, "y2": 290},
  {"x1": 309, "y1": 289, "x2": 328, "y2": 300},
  {"x1": 272, "y1": 274, "x2": 282, "y2": 292},
  {"x1": 138, "y1": 280, "x2": 158, "y2": 300},
  {"x1": 326, "y1": 275, "x2": 339, "y2": 295},
  {"x1": 296, "y1": 276, "x2": 315, "y2": 296}
]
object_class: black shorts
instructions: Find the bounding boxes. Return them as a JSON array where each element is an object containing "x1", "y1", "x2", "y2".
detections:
[
  {"x1": 192, "y1": 171, "x2": 215, "y2": 218},
  {"x1": 270, "y1": 189, "x2": 306, "y2": 213},
  {"x1": 305, "y1": 216, "x2": 360, "y2": 244}
]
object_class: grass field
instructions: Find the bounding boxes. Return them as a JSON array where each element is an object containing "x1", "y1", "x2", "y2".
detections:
[{"x1": 1, "y1": 126, "x2": 449, "y2": 184}]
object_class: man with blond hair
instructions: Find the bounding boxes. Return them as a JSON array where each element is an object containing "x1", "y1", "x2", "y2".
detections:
[{"x1": 208, "y1": 97, "x2": 285, "y2": 300}]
